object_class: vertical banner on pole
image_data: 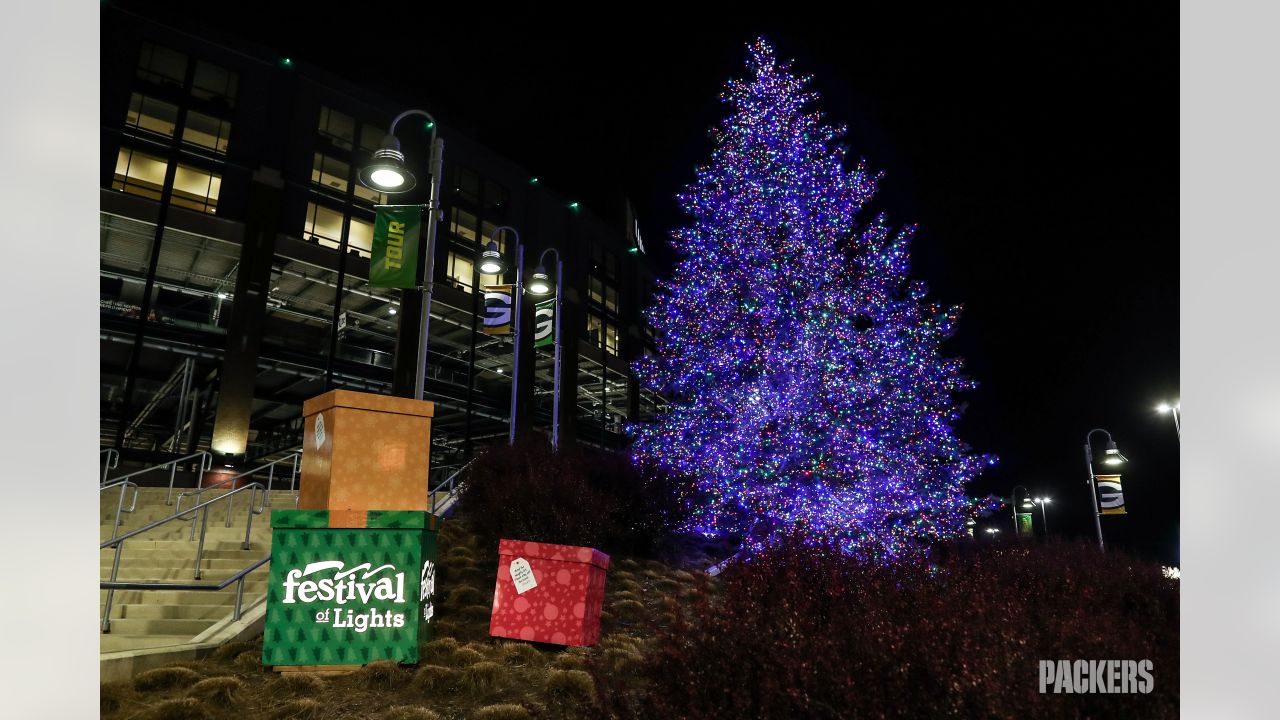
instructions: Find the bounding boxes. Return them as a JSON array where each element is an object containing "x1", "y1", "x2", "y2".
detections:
[
  {"x1": 483, "y1": 285, "x2": 514, "y2": 335},
  {"x1": 534, "y1": 299, "x2": 555, "y2": 348},
  {"x1": 370, "y1": 206, "x2": 422, "y2": 288},
  {"x1": 1016, "y1": 512, "x2": 1034, "y2": 537},
  {"x1": 1095, "y1": 475, "x2": 1127, "y2": 515}
]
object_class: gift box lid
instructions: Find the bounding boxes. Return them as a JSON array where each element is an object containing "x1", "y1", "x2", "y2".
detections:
[
  {"x1": 302, "y1": 389, "x2": 435, "y2": 419},
  {"x1": 271, "y1": 509, "x2": 442, "y2": 530},
  {"x1": 497, "y1": 538, "x2": 610, "y2": 570}
]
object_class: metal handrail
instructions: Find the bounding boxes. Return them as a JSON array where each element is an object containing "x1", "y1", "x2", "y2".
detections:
[
  {"x1": 100, "y1": 448, "x2": 119, "y2": 483},
  {"x1": 175, "y1": 450, "x2": 300, "y2": 534},
  {"x1": 103, "y1": 450, "x2": 213, "y2": 505},
  {"x1": 99, "y1": 478, "x2": 140, "y2": 540},
  {"x1": 430, "y1": 459, "x2": 475, "y2": 514},
  {"x1": 100, "y1": 481, "x2": 267, "y2": 632},
  {"x1": 101, "y1": 556, "x2": 270, "y2": 632}
]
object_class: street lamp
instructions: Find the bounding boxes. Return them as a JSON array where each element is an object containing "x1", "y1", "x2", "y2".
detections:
[
  {"x1": 985, "y1": 527, "x2": 1000, "y2": 539},
  {"x1": 358, "y1": 108, "x2": 444, "y2": 402},
  {"x1": 524, "y1": 250, "x2": 563, "y2": 450},
  {"x1": 1032, "y1": 497, "x2": 1052, "y2": 534},
  {"x1": 499, "y1": 240, "x2": 564, "y2": 450},
  {"x1": 1156, "y1": 400, "x2": 1181, "y2": 440},
  {"x1": 1084, "y1": 428, "x2": 1126, "y2": 550},
  {"x1": 1011, "y1": 485, "x2": 1031, "y2": 536},
  {"x1": 478, "y1": 240, "x2": 506, "y2": 275}
]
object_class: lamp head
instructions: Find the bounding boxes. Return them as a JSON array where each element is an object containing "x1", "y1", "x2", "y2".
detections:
[
  {"x1": 358, "y1": 135, "x2": 416, "y2": 193},
  {"x1": 1102, "y1": 439, "x2": 1127, "y2": 465},
  {"x1": 478, "y1": 240, "x2": 506, "y2": 274},
  {"x1": 527, "y1": 265, "x2": 553, "y2": 295}
]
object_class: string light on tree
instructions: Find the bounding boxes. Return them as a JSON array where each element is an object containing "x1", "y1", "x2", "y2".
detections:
[{"x1": 629, "y1": 39, "x2": 995, "y2": 558}]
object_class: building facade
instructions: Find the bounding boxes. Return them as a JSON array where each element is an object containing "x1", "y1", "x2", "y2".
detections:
[{"x1": 100, "y1": 8, "x2": 666, "y2": 472}]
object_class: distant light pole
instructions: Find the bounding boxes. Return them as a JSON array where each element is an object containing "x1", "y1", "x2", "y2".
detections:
[
  {"x1": 1010, "y1": 485, "x2": 1032, "y2": 535},
  {"x1": 358, "y1": 108, "x2": 444, "y2": 402},
  {"x1": 985, "y1": 527, "x2": 1000, "y2": 540},
  {"x1": 1032, "y1": 497, "x2": 1052, "y2": 534},
  {"x1": 1084, "y1": 428, "x2": 1127, "y2": 550},
  {"x1": 1156, "y1": 400, "x2": 1181, "y2": 440},
  {"x1": 497, "y1": 242, "x2": 563, "y2": 450}
]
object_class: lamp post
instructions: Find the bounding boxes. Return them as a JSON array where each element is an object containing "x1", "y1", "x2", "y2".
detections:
[
  {"x1": 1084, "y1": 428, "x2": 1127, "y2": 550},
  {"x1": 491, "y1": 240, "x2": 563, "y2": 450},
  {"x1": 1010, "y1": 485, "x2": 1031, "y2": 536},
  {"x1": 985, "y1": 527, "x2": 1000, "y2": 540},
  {"x1": 1032, "y1": 496, "x2": 1052, "y2": 534},
  {"x1": 1156, "y1": 400, "x2": 1181, "y2": 440},
  {"x1": 525, "y1": 249, "x2": 564, "y2": 450},
  {"x1": 358, "y1": 108, "x2": 443, "y2": 402}
]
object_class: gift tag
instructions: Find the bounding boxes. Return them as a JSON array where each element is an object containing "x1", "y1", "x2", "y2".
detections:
[
  {"x1": 510, "y1": 557, "x2": 538, "y2": 594},
  {"x1": 314, "y1": 414, "x2": 326, "y2": 449}
]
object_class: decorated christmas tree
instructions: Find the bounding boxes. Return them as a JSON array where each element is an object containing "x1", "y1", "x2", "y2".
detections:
[{"x1": 631, "y1": 39, "x2": 995, "y2": 557}]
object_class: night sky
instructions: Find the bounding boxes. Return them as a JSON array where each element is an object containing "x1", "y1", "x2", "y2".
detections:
[{"x1": 112, "y1": 3, "x2": 1179, "y2": 563}]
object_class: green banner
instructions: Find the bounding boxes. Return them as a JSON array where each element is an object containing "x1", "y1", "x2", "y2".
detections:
[
  {"x1": 534, "y1": 299, "x2": 555, "y2": 348},
  {"x1": 370, "y1": 206, "x2": 421, "y2": 288},
  {"x1": 1016, "y1": 512, "x2": 1034, "y2": 537},
  {"x1": 262, "y1": 510, "x2": 439, "y2": 667}
]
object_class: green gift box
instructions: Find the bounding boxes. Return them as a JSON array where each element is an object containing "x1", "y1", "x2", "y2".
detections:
[{"x1": 262, "y1": 510, "x2": 441, "y2": 667}]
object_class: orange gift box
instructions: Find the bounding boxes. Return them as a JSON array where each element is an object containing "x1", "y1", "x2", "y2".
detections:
[
  {"x1": 489, "y1": 539, "x2": 609, "y2": 646},
  {"x1": 298, "y1": 390, "x2": 434, "y2": 524}
]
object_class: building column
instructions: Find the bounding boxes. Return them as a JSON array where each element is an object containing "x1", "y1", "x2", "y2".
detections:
[{"x1": 209, "y1": 168, "x2": 284, "y2": 464}]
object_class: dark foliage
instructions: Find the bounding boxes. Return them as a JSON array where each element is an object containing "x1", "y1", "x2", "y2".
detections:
[
  {"x1": 595, "y1": 537, "x2": 1178, "y2": 719},
  {"x1": 456, "y1": 439, "x2": 691, "y2": 557}
]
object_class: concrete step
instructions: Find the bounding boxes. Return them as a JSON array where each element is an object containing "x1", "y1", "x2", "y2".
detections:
[
  {"x1": 99, "y1": 548, "x2": 257, "y2": 561},
  {"x1": 115, "y1": 603, "x2": 241, "y2": 621},
  {"x1": 102, "y1": 589, "x2": 265, "y2": 606},
  {"x1": 104, "y1": 617, "x2": 218, "y2": 636},
  {"x1": 100, "y1": 567, "x2": 271, "y2": 583},
  {"x1": 100, "y1": 557, "x2": 265, "y2": 571},
  {"x1": 100, "y1": 634, "x2": 196, "y2": 654}
]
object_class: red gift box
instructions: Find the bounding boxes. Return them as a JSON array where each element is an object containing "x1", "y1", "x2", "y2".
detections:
[{"x1": 489, "y1": 539, "x2": 609, "y2": 646}]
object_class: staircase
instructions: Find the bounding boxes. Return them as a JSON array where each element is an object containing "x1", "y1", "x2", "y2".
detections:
[{"x1": 99, "y1": 486, "x2": 292, "y2": 655}]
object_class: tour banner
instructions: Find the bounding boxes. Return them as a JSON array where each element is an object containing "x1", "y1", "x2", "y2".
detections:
[
  {"x1": 262, "y1": 510, "x2": 439, "y2": 667},
  {"x1": 1016, "y1": 512, "x2": 1034, "y2": 537},
  {"x1": 370, "y1": 206, "x2": 421, "y2": 289},
  {"x1": 483, "y1": 285, "x2": 514, "y2": 335},
  {"x1": 534, "y1": 299, "x2": 555, "y2": 348},
  {"x1": 1095, "y1": 474, "x2": 1127, "y2": 515}
]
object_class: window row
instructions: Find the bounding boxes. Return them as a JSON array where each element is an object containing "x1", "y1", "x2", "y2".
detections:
[
  {"x1": 126, "y1": 93, "x2": 232, "y2": 154},
  {"x1": 113, "y1": 148, "x2": 220, "y2": 214},
  {"x1": 136, "y1": 41, "x2": 238, "y2": 109},
  {"x1": 587, "y1": 312, "x2": 620, "y2": 355}
]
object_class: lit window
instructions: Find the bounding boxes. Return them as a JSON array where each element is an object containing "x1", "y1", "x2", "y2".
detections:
[
  {"x1": 604, "y1": 323, "x2": 619, "y2": 355},
  {"x1": 480, "y1": 221, "x2": 507, "y2": 253},
  {"x1": 348, "y1": 216, "x2": 373, "y2": 258},
  {"x1": 446, "y1": 251, "x2": 474, "y2": 291},
  {"x1": 183, "y1": 110, "x2": 231, "y2": 153},
  {"x1": 444, "y1": 251, "x2": 498, "y2": 293},
  {"x1": 125, "y1": 93, "x2": 178, "y2": 137},
  {"x1": 353, "y1": 182, "x2": 386, "y2": 205},
  {"x1": 191, "y1": 61, "x2": 238, "y2": 107},
  {"x1": 449, "y1": 208, "x2": 478, "y2": 242},
  {"x1": 113, "y1": 148, "x2": 167, "y2": 201},
  {"x1": 589, "y1": 276, "x2": 604, "y2": 305},
  {"x1": 358, "y1": 124, "x2": 387, "y2": 155},
  {"x1": 605, "y1": 286, "x2": 618, "y2": 313},
  {"x1": 304, "y1": 202, "x2": 345, "y2": 246},
  {"x1": 170, "y1": 164, "x2": 221, "y2": 214},
  {"x1": 318, "y1": 106, "x2": 355, "y2": 150},
  {"x1": 137, "y1": 42, "x2": 187, "y2": 87},
  {"x1": 312, "y1": 153, "x2": 350, "y2": 194}
]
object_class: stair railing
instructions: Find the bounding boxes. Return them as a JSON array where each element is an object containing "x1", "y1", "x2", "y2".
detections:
[
  {"x1": 100, "y1": 448, "x2": 119, "y2": 484},
  {"x1": 99, "y1": 478, "x2": 141, "y2": 540},
  {"x1": 429, "y1": 459, "x2": 474, "y2": 515},
  {"x1": 103, "y1": 451, "x2": 213, "y2": 504},
  {"x1": 175, "y1": 450, "x2": 301, "y2": 537},
  {"x1": 100, "y1": 555, "x2": 270, "y2": 633},
  {"x1": 100, "y1": 481, "x2": 267, "y2": 633}
]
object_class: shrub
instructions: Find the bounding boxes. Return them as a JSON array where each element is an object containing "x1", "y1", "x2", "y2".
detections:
[
  {"x1": 456, "y1": 439, "x2": 691, "y2": 556},
  {"x1": 596, "y1": 537, "x2": 1179, "y2": 719},
  {"x1": 101, "y1": 680, "x2": 136, "y2": 714},
  {"x1": 187, "y1": 676, "x2": 243, "y2": 706},
  {"x1": 494, "y1": 641, "x2": 543, "y2": 666},
  {"x1": 134, "y1": 667, "x2": 202, "y2": 692},
  {"x1": 272, "y1": 672, "x2": 324, "y2": 695},
  {"x1": 137, "y1": 698, "x2": 210, "y2": 720},
  {"x1": 449, "y1": 647, "x2": 488, "y2": 667},
  {"x1": 414, "y1": 664, "x2": 461, "y2": 693},
  {"x1": 462, "y1": 661, "x2": 505, "y2": 694},
  {"x1": 382, "y1": 706, "x2": 443, "y2": 720},
  {"x1": 470, "y1": 704, "x2": 532, "y2": 720},
  {"x1": 361, "y1": 659, "x2": 406, "y2": 689},
  {"x1": 544, "y1": 669, "x2": 596, "y2": 703},
  {"x1": 212, "y1": 640, "x2": 259, "y2": 660},
  {"x1": 271, "y1": 698, "x2": 321, "y2": 720}
]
